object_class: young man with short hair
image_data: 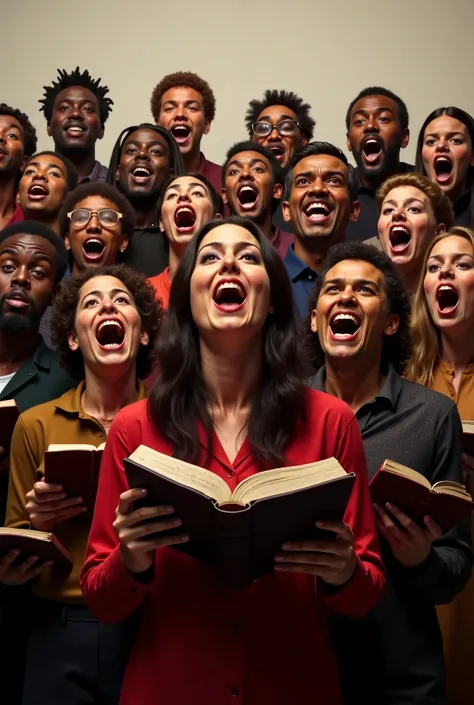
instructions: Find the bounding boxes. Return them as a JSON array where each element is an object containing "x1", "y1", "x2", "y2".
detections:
[
  {"x1": 305, "y1": 241, "x2": 472, "y2": 705},
  {"x1": 108, "y1": 123, "x2": 184, "y2": 276},
  {"x1": 151, "y1": 71, "x2": 221, "y2": 192},
  {"x1": 17, "y1": 151, "x2": 78, "y2": 234},
  {"x1": 346, "y1": 86, "x2": 413, "y2": 241},
  {"x1": 222, "y1": 140, "x2": 292, "y2": 257},
  {"x1": 0, "y1": 104, "x2": 37, "y2": 229},
  {"x1": 40, "y1": 67, "x2": 113, "y2": 183},
  {"x1": 281, "y1": 141, "x2": 359, "y2": 317}
]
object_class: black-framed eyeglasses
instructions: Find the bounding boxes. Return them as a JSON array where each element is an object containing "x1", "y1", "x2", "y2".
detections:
[
  {"x1": 252, "y1": 119, "x2": 301, "y2": 138},
  {"x1": 67, "y1": 209, "x2": 123, "y2": 228}
]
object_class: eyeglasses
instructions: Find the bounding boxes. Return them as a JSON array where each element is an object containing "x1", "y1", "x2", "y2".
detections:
[
  {"x1": 252, "y1": 119, "x2": 301, "y2": 138},
  {"x1": 67, "y1": 209, "x2": 123, "y2": 228}
]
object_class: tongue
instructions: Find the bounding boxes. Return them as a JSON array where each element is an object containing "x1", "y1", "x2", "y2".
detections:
[
  {"x1": 436, "y1": 169, "x2": 452, "y2": 183},
  {"x1": 364, "y1": 149, "x2": 381, "y2": 164}
]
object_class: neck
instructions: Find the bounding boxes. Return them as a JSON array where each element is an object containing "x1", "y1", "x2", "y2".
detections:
[
  {"x1": 359, "y1": 161, "x2": 400, "y2": 190},
  {"x1": 81, "y1": 364, "x2": 138, "y2": 421},
  {"x1": 0, "y1": 178, "x2": 17, "y2": 227},
  {"x1": 132, "y1": 199, "x2": 159, "y2": 228},
  {"x1": 183, "y1": 147, "x2": 202, "y2": 173},
  {"x1": 293, "y1": 236, "x2": 334, "y2": 272},
  {"x1": 449, "y1": 178, "x2": 468, "y2": 206},
  {"x1": 168, "y1": 242, "x2": 187, "y2": 280},
  {"x1": 399, "y1": 265, "x2": 419, "y2": 297},
  {"x1": 324, "y1": 355, "x2": 383, "y2": 413},
  {"x1": 56, "y1": 147, "x2": 95, "y2": 183},
  {"x1": 441, "y1": 329, "x2": 474, "y2": 372},
  {"x1": 0, "y1": 329, "x2": 39, "y2": 371},
  {"x1": 24, "y1": 210, "x2": 61, "y2": 235},
  {"x1": 200, "y1": 334, "x2": 262, "y2": 413},
  {"x1": 254, "y1": 209, "x2": 274, "y2": 244}
]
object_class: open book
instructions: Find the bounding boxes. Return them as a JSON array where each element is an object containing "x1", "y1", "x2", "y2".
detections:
[
  {"x1": 124, "y1": 445, "x2": 355, "y2": 588},
  {"x1": 462, "y1": 421, "x2": 474, "y2": 456},
  {"x1": 44, "y1": 443, "x2": 106, "y2": 509},
  {"x1": 0, "y1": 527, "x2": 73, "y2": 568},
  {"x1": 370, "y1": 459, "x2": 473, "y2": 532},
  {"x1": 0, "y1": 399, "x2": 19, "y2": 453}
]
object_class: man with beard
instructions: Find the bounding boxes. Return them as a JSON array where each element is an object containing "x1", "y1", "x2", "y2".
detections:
[
  {"x1": 0, "y1": 104, "x2": 37, "y2": 229},
  {"x1": 281, "y1": 142, "x2": 359, "y2": 317},
  {"x1": 17, "y1": 151, "x2": 78, "y2": 234},
  {"x1": 39, "y1": 67, "x2": 113, "y2": 184},
  {"x1": 346, "y1": 87, "x2": 413, "y2": 241},
  {"x1": 151, "y1": 71, "x2": 221, "y2": 192},
  {"x1": 108, "y1": 123, "x2": 184, "y2": 276},
  {"x1": 305, "y1": 241, "x2": 471, "y2": 705},
  {"x1": 221, "y1": 141, "x2": 292, "y2": 257}
]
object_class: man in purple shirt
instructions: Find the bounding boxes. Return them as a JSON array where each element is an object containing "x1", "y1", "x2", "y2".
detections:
[
  {"x1": 0, "y1": 104, "x2": 37, "y2": 230},
  {"x1": 39, "y1": 67, "x2": 113, "y2": 184},
  {"x1": 222, "y1": 141, "x2": 292, "y2": 258},
  {"x1": 151, "y1": 71, "x2": 222, "y2": 193}
]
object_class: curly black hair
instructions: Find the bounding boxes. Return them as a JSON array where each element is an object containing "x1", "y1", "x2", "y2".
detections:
[
  {"x1": 39, "y1": 67, "x2": 114, "y2": 125},
  {"x1": 51, "y1": 263, "x2": 163, "y2": 380},
  {"x1": 0, "y1": 103, "x2": 37, "y2": 157},
  {"x1": 245, "y1": 89, "x2": 315, "y2": 141},
  {"x1": 150, "y1": 71, "x2": 216, "y2": 122},
  {"x1": 303, "y1": 241, "x2": 413, "y2": 375},
  {"x1": 222, "y1": 140, "x2": 284, "y2": 188},
  {"x1": 345, "y1": 86, "x2": 409, "y2": 131}
]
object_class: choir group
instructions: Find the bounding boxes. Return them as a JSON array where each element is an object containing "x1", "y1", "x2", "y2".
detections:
[{"x1": 0, "y1": 66, "x2": 473, "y2": 705}]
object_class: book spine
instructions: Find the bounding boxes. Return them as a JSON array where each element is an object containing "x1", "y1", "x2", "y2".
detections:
[{"x1": 215, "y1": 504, "x2": 252, "y2": 589}]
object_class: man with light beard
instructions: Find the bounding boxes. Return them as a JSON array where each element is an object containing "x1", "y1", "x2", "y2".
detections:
[
  {"x1": 107, "y1": 123, "x2": 184, "y2": 276},
  {"x1": 346, "y1": 86, "x2": 413, "y2": 241},
  {"x1": 222, "y1": 141, "x2": 292, "y2": 257},
  {"x1": 281, "y1": 142, "x2": 359, "y2": 317}
]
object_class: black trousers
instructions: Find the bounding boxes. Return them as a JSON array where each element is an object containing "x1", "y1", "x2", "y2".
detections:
[{"x1": 22, "y1": 599, "x2": 140, "y2": 705}]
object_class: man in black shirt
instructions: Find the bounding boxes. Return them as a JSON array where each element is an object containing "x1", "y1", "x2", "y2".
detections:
[
  {"x1": 305, "y1": 241, "x2": 472, "y2": 705},
  {"x1": 107, "y1": 123, "x2": 184, "y2": 276},
  {"x1": 346, "y1": 86, "x2": 413, "y2": 241}
]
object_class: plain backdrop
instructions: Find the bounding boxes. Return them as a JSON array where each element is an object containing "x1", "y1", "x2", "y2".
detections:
[{"x1": 2, "y1": 0, "x2": 474, "y2": 168}]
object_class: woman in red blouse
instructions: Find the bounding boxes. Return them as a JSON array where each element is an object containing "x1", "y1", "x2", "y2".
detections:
[{"x1": 81, "y1": 215, "x2": 384, "y2": 705}]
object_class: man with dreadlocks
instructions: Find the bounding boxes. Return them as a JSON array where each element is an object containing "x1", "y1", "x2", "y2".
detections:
[
  {"x1": 39, "y1": 67, "x2": 113, "y2": 184},
  {"x1": 0, "y1": 104, "x2": 37, "y2": 229},
  {"x1": 107, "y1": 123, "x2": 184, "y2": 277}
]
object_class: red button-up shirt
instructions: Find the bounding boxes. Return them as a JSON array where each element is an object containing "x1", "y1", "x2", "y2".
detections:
[{"x1": 81, "y1": 389, "x2": 384, "y2": 705}]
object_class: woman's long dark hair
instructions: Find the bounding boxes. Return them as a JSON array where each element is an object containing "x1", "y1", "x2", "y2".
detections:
[
  {"x1": 415, "y1": 106, "x2": 474, "y2": 229},
  {"x1": 148, "y1": 216, "x2": 306, "y2": 466}
]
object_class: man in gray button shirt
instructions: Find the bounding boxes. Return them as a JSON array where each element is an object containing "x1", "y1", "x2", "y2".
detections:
[{"x1": 305, "y1": 241, "x2": 472, "y2": 705}]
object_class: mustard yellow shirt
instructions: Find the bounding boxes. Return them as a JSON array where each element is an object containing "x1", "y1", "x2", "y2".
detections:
[{"x1": 5, "y1": 380, "x2": 147, "y2": 604}]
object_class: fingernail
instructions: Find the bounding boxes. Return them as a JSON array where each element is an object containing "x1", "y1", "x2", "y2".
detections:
[
  {"x1": 30, "y1": 556, "x2": 39, "y2": 562},
  {"x1": 316, "y1": 521, "x2": 325, "y2": 527},
  {"x1": 75, "y1": 497, "x2": 83, "y2": 503},
  {"x1": 282, "y1": 542, "x2": 291, "y2": 550},
  {"x1": 274, "y1": 565, "x2": 284, "y2": 571},
  {"x1": 165, "y1": 506, "x2": 174, "y2": 513},
  {"x1": 138, "y1": 488, "x2": 147, "y2": 496},
  {"x1": 172, "y1": 519, "x2": 182, "y2": 527},
  {"x1": 386, "y1": 502, "x2": 393, "y2": 510},
  {"x1": 180, "y1": 534, "x2": 189, "y2": 542},
  {"x1": 274, "y1": 555, "x2": 285, "y2": 562},
  {"x1": 45, "y1": 561, "x2": 53, "y2": 566}
]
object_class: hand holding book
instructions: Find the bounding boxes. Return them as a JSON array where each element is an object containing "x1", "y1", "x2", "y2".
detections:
[
  {"x1": 274, "y1": 519, "x2": 358, "y2": 585},
  {"x1": 25, "y1": 480, "x2": 87, "y2": 532},
  {"x1": 114, "y1": 488, "x2": 189, "y2": 575},
  {"x1": 0, "y1": 550, "x2": 53, "y2": 586}
]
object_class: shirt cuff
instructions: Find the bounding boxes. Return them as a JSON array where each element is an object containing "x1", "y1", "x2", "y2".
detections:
[
  {"x1": 103, "y1": 544, "x2": 154, "y2": 601},
  {"x1": 399, "y1": 547, "x2": 442, "y2": 590},
  {"x1": 319, "y1": 558, "x2": 380, "y2": 618}
]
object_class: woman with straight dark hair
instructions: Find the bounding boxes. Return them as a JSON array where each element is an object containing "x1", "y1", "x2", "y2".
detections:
[
  {"x1": 415, "y1": 106, "x2": 474, "y2": 229},
  {"x1": 81, "y1": 216, "x2": 384, "y2": 705}
]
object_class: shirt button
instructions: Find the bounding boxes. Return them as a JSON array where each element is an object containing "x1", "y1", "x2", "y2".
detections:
[
  {"x1": 228, "y1": 471, "x2": 234, "y2": 478},
  {"x1": 230, "y1": 686, "x2": 240, "y2": 697},
  {"x1": 307, "y1": 274, "x2": 313, "y2": 280},
  {"x1": 98, "y1": 431, "x2": 104, "y2": 438}
]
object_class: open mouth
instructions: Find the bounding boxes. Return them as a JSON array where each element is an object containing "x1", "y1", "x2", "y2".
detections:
[
  {"x1": 27, "y1": 183, "x2": 49, "y2": 200},
  {"x1": 268, "y1": 145, "x2": 285, "y2": 161},
  {"x1": 171, "y1": 125, "x2": 192, "y2": 144},
  {"x1": 82, "y1": 238, "x2": 106, "y2": 261},
  {"x1": 212, "y1": 279, "x2": 247, "y2": 312},
  {"x1": 329, "y1": 312, "x2": 361, "y2": 340},
  {"x1": 434, "y1": 156, "x2": 453, "y2": 183},
  {"x1": 237, "y1": 185, "x2": 259, "y2": 210},
  {"x1": 436, "y1": 284, "x2": 459, "y2": 314},
  {"x1": 65, "y1": 124, "x2": 86, "y2": 136},
  {"x1": 362, "y1": 137, "x2": 383, "y2": 165},
  {"x1": 389, "y1": 225, "x2": 412, "y2": 254},
  {"x1": 95, "y1": 319, "x2": 126, "y2": 349},
  {"x1": 174, "y1": 205, "x2": 196, "y2": 232},
  {"x1": 131, "y1": 165, "x2": 153, "y2": 185},
  {"x1": 303, "y1": 200, "x2": 333, "y2": 223}
]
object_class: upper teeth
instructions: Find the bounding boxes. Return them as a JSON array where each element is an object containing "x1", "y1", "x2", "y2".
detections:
[
  {"x1": 436, "y1": 157, "x2": 451, "y2": 163},
  {"x1": 240, "y1": 186, "x2": 256, "y2": 194},
  {"x1": 216, "y1": 282, "x2": 245, "y2": 296},
  {"x1": 306, "y1": 202, "x2": 330, "y2": 214},
  {"x1": 86, "y1": 239, "x2": 103, "y2": 245},
  {"x1": 133, "y1": 168, "x2": 151, "y2": 176},
  {"x1": 366, "y1": 139, "x2": 379, "y2": 145},
  {"x1": 392, "y1": 226, "x2": 410, "y2": 234},
  {"x1": 177, "y1": 206, "x2": 193, "y2": 214},
  {"x1": 98, "y1": 320, "x2": 122, "y2": 333},
  {"x1": 439, "y1": 286, "x2": 454, "y2": 291},
  {"x1": 67, "y1": 126, "x2": 83, "y2": 132},
  {"x1": 333, "y1": 314, "x2": 358, "y2": 324}
]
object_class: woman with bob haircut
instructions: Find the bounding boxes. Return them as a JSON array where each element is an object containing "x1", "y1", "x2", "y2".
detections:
[
  {"x1": 4, "y1": 264, "x2": 162, "y2": 705},
  {"x1": 408, "y1": 226, "x2": 474, "y2": 705},
  {"x1": 81, "y1": 215, "x2": 384, "y2": 705}
]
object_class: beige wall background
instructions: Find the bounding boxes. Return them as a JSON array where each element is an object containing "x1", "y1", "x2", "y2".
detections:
[{"x1": 2, "y1": 0, "x2": 474, "y2": 168}]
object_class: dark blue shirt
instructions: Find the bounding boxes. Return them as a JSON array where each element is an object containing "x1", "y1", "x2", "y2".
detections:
[{"x1": 283, "y1": 245, "x2": 317, "y2": 319}]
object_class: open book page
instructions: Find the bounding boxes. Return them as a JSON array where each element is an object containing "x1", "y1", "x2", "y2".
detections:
[
  {"x1": 431, "y1": 481, "x2": 472, "y2": 499},
  {"x1": 0, "y1": 399, "x2": 17, "y2": 409},
  {"x1": 462, "y1": 421, "x2": 474, "y2": 434},
  {"x1": 383, "y1": 459, "x2": 432, "y2": 490},
  {"x1": 232, "y1": 458, "x2": 345, "y2": 504},
  {"x1": 0, "y1": 527, "x2": 51, "y2": 541},
  {"x1": 47, "y1": 443, "x2": 106, "y2": 452},
  {"x1": 127, "y1": 445, "x2": 231, "y2": 504}
]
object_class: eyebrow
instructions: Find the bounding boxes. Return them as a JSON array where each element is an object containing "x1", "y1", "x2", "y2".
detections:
[
  {"x1": 227, "y1": 157, "x2": 268, "y2": 169},
  {"x1": 162, "y1": 99, "x2": 202, "y2": 107},
  {"x1": 167, "y1": 181, "x2": 208, "y2": 193},
  {"x1": 26, "y1": 161, "x2": 65, "y2": 173},
  {"x1": 427, "y1": 253, "x2": 474, "y2": 262},
  {"x1": 324, "y1": 276, "x2": 381, "y2": 290},
  {"x1": 197, "y1": 240, "x2": 261, "y2": 253},
  {"x1": 80, "y1": 287, "x2": 131, "y2": 305},
  {"x1": 1, "y1": 122, "x2": 22, "y2": 132},
  {"x1": 383, "y1": 197, "x2": 426, "y2": 208},
  {"x1": 294, "y1": 169, "x2": 346, "y2": 181},
  {"x1": 352, "y1": 106, "x2": 394, "y2": 118},
  {"x1": 424, "y1": 131, "x2": 466, "y2": 139},
  {"x1": 0, "y1": 247, "x2": 53, "y2": 264},
  {"x1": 56, "y1": 97, "x2": 96, "y2": 105},
  {"x1": 258, "y1": 113, "x2": 295, "y2": 122},
  {"x1": 124, "y1": 138, "x2": 165, "y2": 148}
]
